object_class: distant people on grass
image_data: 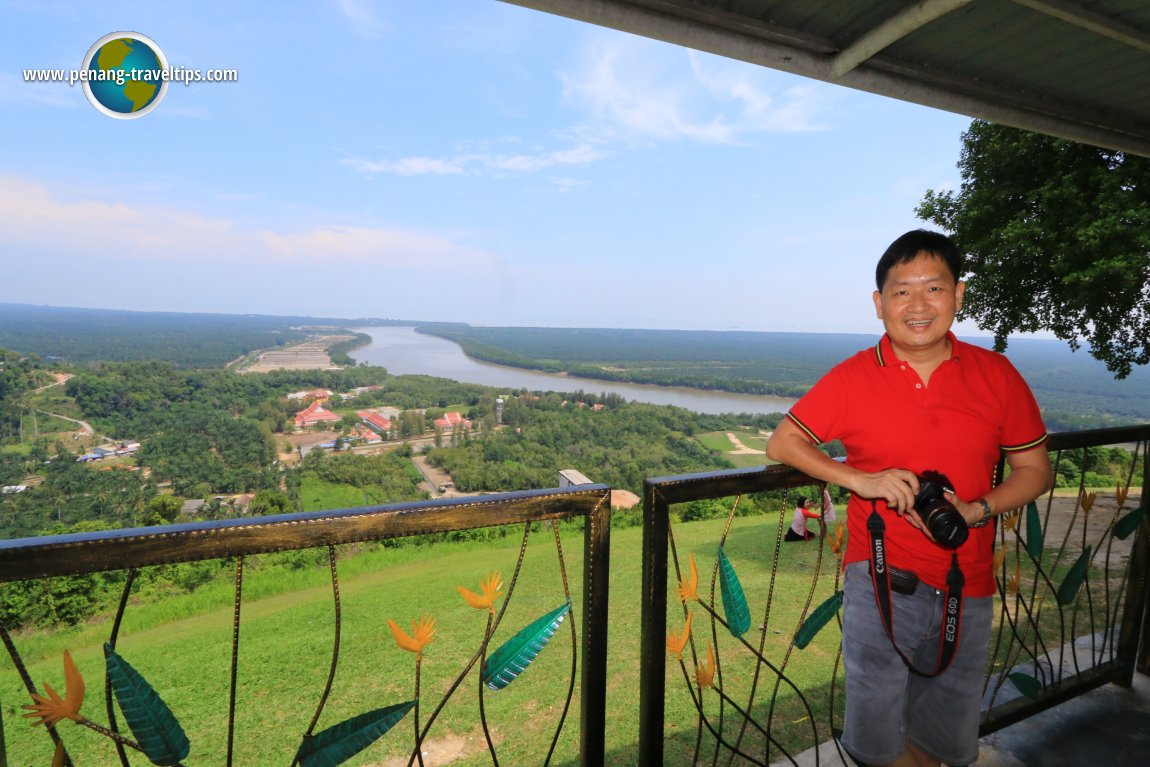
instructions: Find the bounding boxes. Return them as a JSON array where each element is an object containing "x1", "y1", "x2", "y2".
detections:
[
  {"x1": 821, "y1": 486, "x2": 838, "y2": 523},
  {"x1": 784, "y1": 496, "x2": 821, "y2": 541}
]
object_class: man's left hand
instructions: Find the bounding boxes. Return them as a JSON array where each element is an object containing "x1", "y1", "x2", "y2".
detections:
[
  {"x1": 945, "y1": 492, "x2": 985, "y2": 527},
  {"x1": 906, "y1": 493, "x2": 982, "y2": 542}
]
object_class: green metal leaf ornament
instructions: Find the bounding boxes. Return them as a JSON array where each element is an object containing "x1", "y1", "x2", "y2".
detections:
[
  {"x1": 294, "y1": 701, "x2": 416, "y2": 767},
  {"x1": 795, "y1": 591, "x2": 843, "y2": 649},
  {"x1": 103, "y1": 644, "x2": 190, "y2": 766},
  {"x1": 1114, "y1": 505, "x2": 1146, "y2": 540},
  {"x1": 717, "y1": 548, "x2": 751, "y2": 638},
  {"x1": 1025, "y1": 501, "x2": 1044, "y2": 560},
  {"x1": 1007, "y1": 672, "x2": 1042, "y2": 700},
  {"x1": 1057, "y1": 546, "x2": 1092, "y2": 606},
  {"x1": 483, "y1": 602, "x2": 571, "y2": 690}
]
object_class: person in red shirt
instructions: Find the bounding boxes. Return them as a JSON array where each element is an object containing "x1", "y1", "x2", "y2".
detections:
[{"x1": 766, "y1": 230, "x2": 1052, "y2": 767}]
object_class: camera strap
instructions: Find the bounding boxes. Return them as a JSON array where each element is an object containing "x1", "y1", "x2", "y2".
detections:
[{"x1": 867, "y1": 503, "x2": 964, "y2": 677}]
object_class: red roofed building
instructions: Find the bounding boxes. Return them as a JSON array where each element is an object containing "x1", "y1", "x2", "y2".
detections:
[
  {"x1": 294, "y1": 401, "x2": 341, "y2": 429},
  {"x1": 348, "y1": 425, "x2": 382, "y2": 444},
  {"x1": 433, "y1": 411, "x2": 471, "y2": 430},
  {"x1": 358, "y1": 410, "x2": 393, "y2": 435}
]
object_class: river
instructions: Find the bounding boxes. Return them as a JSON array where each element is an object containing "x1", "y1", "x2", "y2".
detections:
[{"x1": 348, "y1": 326, "x2": 795, "y2": 416}]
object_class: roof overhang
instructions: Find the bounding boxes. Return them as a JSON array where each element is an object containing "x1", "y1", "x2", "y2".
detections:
[{"x1": 503, "y1": 0, "x2": 1150, "y2": 157}]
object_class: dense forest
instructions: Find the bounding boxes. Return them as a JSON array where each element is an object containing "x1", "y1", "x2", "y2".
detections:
[
  {"x1": 425, "y1": 391, "x2": 773, "y2": 493},
  {"x1": 415, "y1": 324, "x2": 1150, "y2": 431},
  {"x1": 0, "y1": 352, "x2": 764, "y2": 543},
  {"x1": 0, "y1": 304, "x2": 413, "y2": 369}
]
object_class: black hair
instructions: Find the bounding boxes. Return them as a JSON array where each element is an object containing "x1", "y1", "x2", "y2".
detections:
[
  {"x1": 796, "y1": 496, "x2": 808, "y2": 508},
  {"x1": 875, "y1": 229, "x2": 962, "y2": 291}
]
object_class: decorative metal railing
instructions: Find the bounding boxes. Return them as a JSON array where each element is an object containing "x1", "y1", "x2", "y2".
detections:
[
  {"x1": 0, "y1": 486, "x2": 612, "y2": 767},
  {"x1": 639, "y1": 425, "x2": 1150, "y2": 766}
]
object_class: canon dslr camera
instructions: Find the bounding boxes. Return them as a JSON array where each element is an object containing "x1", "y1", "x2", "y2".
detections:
[{"x1": 914, "y1": 470, "x2": 968, "y2": 549}]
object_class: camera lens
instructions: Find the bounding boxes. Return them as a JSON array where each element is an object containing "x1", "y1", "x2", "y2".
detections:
[
  {"x1": 914, "y1": 471, "x2": 969, "y2": 549},
  {"x1": 923, "y1": 502, "x2": 969, "y2": 549}
]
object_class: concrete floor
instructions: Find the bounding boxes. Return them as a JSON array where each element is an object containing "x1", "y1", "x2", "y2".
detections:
[
  {"x1": 771, "y1": 673, "x2": 1150, "y2": 766},
  {"x1": 976, "y1": 673, "x2": 1150, "y2": 767}
]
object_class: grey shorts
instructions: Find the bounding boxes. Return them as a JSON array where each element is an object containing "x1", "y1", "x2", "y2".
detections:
[{"x1": 840, "y1": 560, "x2": 992, "y2": 766}]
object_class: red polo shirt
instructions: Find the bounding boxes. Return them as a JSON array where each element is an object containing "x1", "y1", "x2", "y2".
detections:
[{"x1": 786, "y1": 332, "x2": 1047, "y2": 597}]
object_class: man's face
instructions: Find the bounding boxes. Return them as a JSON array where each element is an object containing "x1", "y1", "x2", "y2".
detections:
[{"x1": 873, "y1": 252, "x2": 965, "y2": 357}]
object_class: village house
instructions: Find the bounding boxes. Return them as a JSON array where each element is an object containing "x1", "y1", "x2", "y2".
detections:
[
  {"x1": 358, "y1": 410, "x2": 393, "y2": 435},
  {"x1": 340, "y1": 385, "x2": 384, "y2": 400},
  {"x1": 433, "y1": 411, "x2": 471, "y2": 430},
  {"x1": 294, "y1": 401, "x2": 341, "y2": 429},
  {"x1": 347, "y1": 424, "x2": 382, "y2": 444},
  {"x1": 286, "y1": 388, "x2": 334, "y2": 401}
]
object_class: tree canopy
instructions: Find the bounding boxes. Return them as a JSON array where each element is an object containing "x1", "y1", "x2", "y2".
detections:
[{"x1": 917, "y1": 120, "x2": 1150, "y2": 378}]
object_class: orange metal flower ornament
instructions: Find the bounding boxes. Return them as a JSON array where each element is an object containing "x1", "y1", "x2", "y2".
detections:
[
  {"x1": 695, "y1": 643, "x2": 715, "y2": 689},
  {"x1": 666, "y1": 612, "x2": 692, "y2": 659},
  {"x1": 828, "y1": 524, "x2": 846, "y2": 555},
  {"x1": 1080, "y1": 491, "x2": 1097, "y2": 514},
  {"x1": 388, "y1": 615, "x2": 437, "y2": 659},
  {"x1": 1007, "y1": 560, "x2": 1022, "y2": 596},
  {"x1": 458, "y1": 571, "x2": 503, "y2": 613},
  {"x1": 22, "y1": 651, "x2": 85, "y2": 728},
  {"x1": 1117, "y1": 484, "x2": 1130, "y2": 507},
  {"x1": 677, "y1": 554, "x2": 699, "y2": 603}
]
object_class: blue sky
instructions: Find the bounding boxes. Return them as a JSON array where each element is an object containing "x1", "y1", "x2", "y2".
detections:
[{"x1": 1, "y1": 0, "x2": 980, "y2": 334}]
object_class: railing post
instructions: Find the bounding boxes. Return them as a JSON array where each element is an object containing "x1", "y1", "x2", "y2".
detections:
[
  {"x1": 638, "y1": 480, "x2": 669, "y2": 765},
  {"x1": 1114, "y1": 440, "x2": 1149, "y2": 683},
  {"x1": 580, "y1": 490, "x2": 611, "y2": 767}
]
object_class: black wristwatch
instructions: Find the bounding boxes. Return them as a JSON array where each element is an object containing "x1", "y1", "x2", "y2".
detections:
[{"x1": 969, "y1": 498, "x2": 993, "y2": 528}]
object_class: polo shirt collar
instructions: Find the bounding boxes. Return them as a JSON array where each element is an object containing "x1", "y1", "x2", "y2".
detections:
[{"x1": 872, "y1": 331, "x2": 961, "y2": 367}]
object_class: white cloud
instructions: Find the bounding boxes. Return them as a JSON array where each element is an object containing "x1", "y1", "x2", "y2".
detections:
[
  {"x1": 342, "y1": 156, "x2": 467, "y2": 176},
  {"x1": 0, "y1": 174, "x2": 496, "y2": 270},
  {"x1": 0, "y1": 71, "x2": 81, "y2": 109},
  {"x1": 551, "y1": 177, "x2": 588, "y2": 193},
  {"x1": 338, "y1": 28, "x2": 831, "y2": 185},
  {"x1": 336, "y1": 0, "x2": 388, "y2": 38},
  {"x1": 341, "y1": 143, "x2": 609, "y2": 176},
  {"x1": 560, "y1": 34, "x2": 834, "y2": 144}
]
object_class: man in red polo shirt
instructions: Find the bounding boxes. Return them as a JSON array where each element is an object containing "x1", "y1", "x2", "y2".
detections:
[{"x1": 766, "y1": 230, "x2": 1052, "y2": 767}]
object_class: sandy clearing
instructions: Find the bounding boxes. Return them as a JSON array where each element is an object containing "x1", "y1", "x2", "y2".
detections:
[{"x1": 726, "y1": 431, "x2": 764, "y2": 455}]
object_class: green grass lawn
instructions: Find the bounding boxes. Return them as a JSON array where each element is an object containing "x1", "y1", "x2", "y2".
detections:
[
  {"x1": 2, "y1": 516, "x2": 846, "y2": 766},
  {"x1": 298, "y1": 475, "x2": 410, "y2": 511},
  {"x1": 696, "y1": 431, "x2": 736, "y2": 452}
]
